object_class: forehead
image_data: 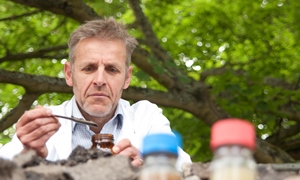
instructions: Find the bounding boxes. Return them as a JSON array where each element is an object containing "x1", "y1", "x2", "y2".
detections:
[
  {"x1": 74, "y1": 38, "x2": 127, "y2": 63},
  {"x1": 76, "y1": 37, "x2": 126, "y2": 51}
]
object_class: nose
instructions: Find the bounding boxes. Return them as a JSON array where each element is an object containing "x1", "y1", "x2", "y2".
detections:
[{"x1": 93, "y1": 67, "x2": 107, "y2": 87}]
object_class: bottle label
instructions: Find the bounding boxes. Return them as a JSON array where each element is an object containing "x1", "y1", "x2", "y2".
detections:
[
  {"x1": 210, "y1": 167, "x2": 256, "y2": 180},
  {"x1": 99, "y1": 147, "x2": 113, "y2": 154}
]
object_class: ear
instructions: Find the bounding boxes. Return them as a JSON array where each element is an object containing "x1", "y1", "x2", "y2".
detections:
[
  {"x1": 123, "y1": 66, "x2": 132, "y2": 89},
  {"x1": 64, "y1": 62, "x2": 73, "y2": 86}
]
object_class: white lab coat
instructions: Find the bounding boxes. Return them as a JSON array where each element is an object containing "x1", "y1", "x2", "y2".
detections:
[{"x1": 0, "y1": 97, "x2": 191, "y2": 170}]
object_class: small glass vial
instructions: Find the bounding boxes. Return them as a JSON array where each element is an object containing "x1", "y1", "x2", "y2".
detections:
[
  {"x1": 90, "y1": 133, "x2": 115, "y2": 154},
  {"x1": 209, "y1": 118, "x2": 257, "y2": 180},
  {"x1": 138, "y1": 133, "x2": 182, "y2": 180}
]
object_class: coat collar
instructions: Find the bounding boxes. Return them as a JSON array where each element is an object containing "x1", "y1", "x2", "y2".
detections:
[{"x1": 50, "y1": 97, "x2": 139, "y2": 160}]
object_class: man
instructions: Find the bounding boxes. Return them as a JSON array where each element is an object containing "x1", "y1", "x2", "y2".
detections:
[{"x1": 0, "y1": 17, "x2": 191, "y2": 170}]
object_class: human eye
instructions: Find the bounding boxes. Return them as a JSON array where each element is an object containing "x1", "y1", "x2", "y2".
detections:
[
  {"x1": 82, "y1": 65, "x2": 95, "y2": 73},
  {"x1": 106, "y1": 66, "x2": 119, "y2": 74}
]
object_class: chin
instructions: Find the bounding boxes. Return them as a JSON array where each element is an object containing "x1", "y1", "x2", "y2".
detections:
[
  {"x1": 83, "y1": 103, "x2": 113, "y2": 117},
  {"x1": 87, "y1": 109, "x2": 111, "y2": 118}
]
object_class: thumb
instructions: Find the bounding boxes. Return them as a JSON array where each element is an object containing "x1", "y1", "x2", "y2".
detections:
[{"x1": 36, "y1": 145, "x2": 48, "y2": 158}]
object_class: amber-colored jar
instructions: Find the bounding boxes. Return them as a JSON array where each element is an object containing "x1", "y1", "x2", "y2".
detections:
[{"x1": 90, "y1": 134, "x2": 115, "y2": 154}]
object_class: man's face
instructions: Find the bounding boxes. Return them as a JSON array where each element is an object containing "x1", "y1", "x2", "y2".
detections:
[{"x1": 64, "y1": 38, "x2": 132, "y2": 121}]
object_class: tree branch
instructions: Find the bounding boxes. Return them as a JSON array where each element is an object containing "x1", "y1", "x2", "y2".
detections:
[
  {"x1": 255, "y1": 137, "x2": 295, "y2": 163},
  {"x1": 0, "y1": 69, "x2": 222, "y2": 131},
  {"x1": 0, "y1": 69, "x2": 72, "y2": 93},
  {"x1": 0, "y1": 45, "x2": 68, "y2": 63},
  {"x1": 266, "y1": 123, "x2": 300, "y2": 145},
  {"x1": 128, "y1": 0, "x2": 170, "y2": 62},
  {"x1": 10, "y1": 0, "x2": 99, "y2": 23},
  {"x1": 131, "y1": 47, "x2": 176, "y2": 89},
  {"x1": 264, "y1": 77, "x2": 295, "y2": 90},
  {"x1": 278, "y1": 107, "x2": 300, "y2": 122},
  {"x1": 0, "y1": 92, "x2": 40, "y2": 132},
  {"x1": 0, "y1": 10, "x2": 42, "y2": 21},
  {"x1": 128, "y1": 0, "x2": 191, "y2": 91}
]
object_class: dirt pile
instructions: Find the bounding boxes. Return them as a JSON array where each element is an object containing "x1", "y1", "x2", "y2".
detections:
[
  {"x1": 1, "y1": 146, "x2": 300, "y2": 180},
  {"x1": 182, "y1": 162, "x2": 300, "y2": 180},
  {"x1": 1, "y1": 146, "x2": 138, "y2": 180}
]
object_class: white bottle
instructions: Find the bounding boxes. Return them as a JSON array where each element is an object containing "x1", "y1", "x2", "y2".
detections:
[
  {"x1": 138, "y1": 133, "x2": 182, "y2": 180},
  {"x1": 209, "y1": 118, "x2": 257, "y2": 180}
]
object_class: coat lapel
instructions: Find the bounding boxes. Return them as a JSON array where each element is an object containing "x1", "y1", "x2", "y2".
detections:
[
  {"x1": 116, "y1": 100, "x2": 140, "y2": 149},
  {"x1": 50, "y1": 99, "x2": 73, "y2": 160}
]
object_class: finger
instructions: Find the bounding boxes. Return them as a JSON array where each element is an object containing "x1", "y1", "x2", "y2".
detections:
[
  {"x1": 113, "y1": 138, "x2": 141, "y2": 157},
  {"x1": 18, "y1": 122, "x2": 60, "y2": 145},
  {"x1": 112, "y1": 138, "x2": 131, "y2": 154},
  {"x1": 21, "y1": 129, "x2": 58, "y2": 158},
  {"x1": 117, "y1": 147, "x2": 136, "y2": 157},
  {"x1": 117, "y1": 147, "x2": 143, "y2": 167},
  {"x1": 35, "y1": 105, "x2": 43, "y2": 109},
  {"x1": 113, "y1": 138, "x2": 143, "y2": 167},
  {"x1": 113, "y1": 140, "x2": 140, "y2": 158},
  {"x1": 25, "y1": 129, "x2": 57, "y2": 149},
  {"x1": 17, "y1": 116, "x2": 60, "y2": 138},
  {"x1": 21, "y1": 145, "x2": 49, "y2": 159},
  {"x1": 17, "y1": 107, "x2": 54, "y2": 128},
  {"x1": 131, "y1": 157, "x2": 143, "y2": 167},
  {"x1": 35, "y1": 146, "x2": 48, "y2": 158}
]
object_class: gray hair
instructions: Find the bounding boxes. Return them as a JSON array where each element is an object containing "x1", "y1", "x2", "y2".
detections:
[{"x1": 68, "y1": 17, "x2": 138, "y2": 66}]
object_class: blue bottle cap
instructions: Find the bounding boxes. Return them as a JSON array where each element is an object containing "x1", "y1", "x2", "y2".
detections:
[
  {"x1": 172, "y1": 130, "x2": 183, "y2": 148},
  {"x1": 141, "y1": 133, "x2": 179, "y2": 157}
]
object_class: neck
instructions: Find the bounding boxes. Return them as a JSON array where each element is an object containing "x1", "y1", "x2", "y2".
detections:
[
  {"x1": 89, "y1": 125, "x2": 104, "y2": 134},
  {"x1": 75, "y1": 101, "x2": 117, "y2": 134},
  {"x1": 86, "y1": 115, "x2": 112, "y2": 134}
]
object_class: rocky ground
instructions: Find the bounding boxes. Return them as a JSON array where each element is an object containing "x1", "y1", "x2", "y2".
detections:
[{"x1": 1, "y1": 146, "x2": 300, "y2": 180}]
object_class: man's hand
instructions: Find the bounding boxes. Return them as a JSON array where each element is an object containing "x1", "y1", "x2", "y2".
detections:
[
  {"x1": 16, "y1": 106, "x2": 61, "y2": 158},
  {"x1": 112, "y1": 138, "x2": 143, "y2": 167}
]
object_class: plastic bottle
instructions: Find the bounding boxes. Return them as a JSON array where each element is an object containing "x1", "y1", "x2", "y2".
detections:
[
  {"x1": 90, "y1": 133, "x2": 115, "y2": 154},
  {"x1": 209, "y1": 118, "x2": 257, "y2": 180},
  {"x1": 138, "y1": 133, "x2": 182, "y2": 180}
]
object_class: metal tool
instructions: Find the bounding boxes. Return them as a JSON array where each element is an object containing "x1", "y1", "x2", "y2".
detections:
[{"x1": 53, "y1": 114, "x2": 98, "y2": 127}]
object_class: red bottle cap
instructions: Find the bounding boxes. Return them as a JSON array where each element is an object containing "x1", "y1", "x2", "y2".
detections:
[{"x1": 210, "y1": 118, "x2": 256, "y2": 150}]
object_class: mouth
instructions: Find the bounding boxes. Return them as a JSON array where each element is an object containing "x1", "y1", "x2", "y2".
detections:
[{"x1": 88, "y1": 92, "x2": 109, "y2": 98}]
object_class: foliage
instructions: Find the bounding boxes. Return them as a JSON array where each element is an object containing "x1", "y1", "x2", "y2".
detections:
[
  {"x1": 0, "y1": 0, "x2": 300, "y2": 162},
  {"x1": 165, "y1": 107, "x2": 212, "y2": 162}
]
